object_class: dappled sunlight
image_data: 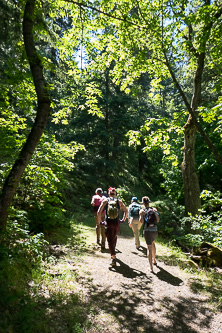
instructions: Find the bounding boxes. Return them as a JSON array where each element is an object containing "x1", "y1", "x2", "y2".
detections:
[{"x1": 69, "y1": 224, "x2": 220, "y2": 332}]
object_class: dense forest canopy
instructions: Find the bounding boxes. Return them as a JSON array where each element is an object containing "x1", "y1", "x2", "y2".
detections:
[
  {"x1": 1, "y1": 4, "x2": 222, "y2": 332},
  {"x1": 0, "y1": 0, "x2": 221, "y2": 249}
]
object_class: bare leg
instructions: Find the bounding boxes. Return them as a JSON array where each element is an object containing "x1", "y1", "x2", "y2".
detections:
[
  {"x1": 101, "y1": 213, "x2": 106, "y2": 244},
  {"x1": 147, "y1": 245, "x2": 153, "y2": 272},
  {"x1": 152, "y1": 242, "x2": 156, "y2": 264},
  {"x1": 95, "y1": 214, "x2": 100, "y2": 243}
]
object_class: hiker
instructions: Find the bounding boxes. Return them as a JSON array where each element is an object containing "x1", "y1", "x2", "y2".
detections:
[
  {"x1": 97, "y1": 187, "x2": 128, "y2": 267},
  {"x1": 102, "y1": 191, "x2": 108, "y2": 198},
  {"x1": 91, "y1": 188, "x2": 106, "y2": 248},
  {"x1": 139, "y1": 196, "x2": 160, "y2": 272},
  {"x1": 128, "y1": 197, "x2": 142, "y2": 249}
]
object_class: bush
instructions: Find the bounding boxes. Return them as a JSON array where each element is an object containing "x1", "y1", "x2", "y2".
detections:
[
  {"x1": 172, "y1": 191, "x2": 222, "y2": 250},
  {"x1": 10, "y1": 133, "x2": 84, "y2": 233}
]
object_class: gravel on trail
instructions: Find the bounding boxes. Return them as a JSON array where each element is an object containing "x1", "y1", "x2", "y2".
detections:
[{"x1": 74, "y1": 233, "x2": 222, "y2": 333}]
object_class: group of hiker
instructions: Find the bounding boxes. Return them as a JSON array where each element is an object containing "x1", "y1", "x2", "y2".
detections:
[{"x1": 91, "y1": 187, "x2": 160, "y2": 272}]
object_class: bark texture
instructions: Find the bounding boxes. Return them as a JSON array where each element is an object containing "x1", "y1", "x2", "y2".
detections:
[
  {"x1": 181, "y1": 116, "x2": 201, "y2": 217},
  {"x1": 0, "y1": 0, "x2": 51, "y2": 230},
  {"x1": 164, "y1": 5, "x2": 222, "y2": 216}
]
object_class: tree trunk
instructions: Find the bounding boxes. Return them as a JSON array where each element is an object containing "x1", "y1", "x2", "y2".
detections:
[
  {"x1": 0, "y1": 0, "x2": 51, "y2": 231},
  {"x1": 104, "y1": 69, "x2": 110, "y2": 162},
  {"x1": 181, "y1": 115, "x2": 201, "y2": 217}
]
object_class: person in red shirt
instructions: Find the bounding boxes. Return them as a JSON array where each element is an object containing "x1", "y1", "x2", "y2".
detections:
[
  {"x1": 97, "y1": 187, "x2": 128, "y2": 267},
  {"x1": 91, "y1": 188, "x2": 106, "y2": 248}
]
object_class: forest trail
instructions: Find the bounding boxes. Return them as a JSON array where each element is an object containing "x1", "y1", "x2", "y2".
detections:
[{"x1": 72, "y1": 230, "x2": 222, "y2": 333}]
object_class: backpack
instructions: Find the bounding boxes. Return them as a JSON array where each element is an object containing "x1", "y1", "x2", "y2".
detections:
[
  {"x1": 130, "y1": 203, "x2": 140, "y2": 218},
  {"x1": 144, "y1": 207, "x2": 157, "y2": 228},
  {"x1": 106, "y1": 198, "x2": 120, "y2": 220},
  {"x1": 93, "y1": 194, "x2": 104, "y2": 207}
]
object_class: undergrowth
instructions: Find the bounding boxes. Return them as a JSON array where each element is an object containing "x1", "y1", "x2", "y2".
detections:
[
  {"x1": 0, "y1": 212, "x2": 221, "y2": 333},
  {"x1": 0, "y1": 218, "x2": 91, "y2": 333}
]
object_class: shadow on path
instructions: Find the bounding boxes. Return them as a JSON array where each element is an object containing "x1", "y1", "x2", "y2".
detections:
[
  {"x1": 131, "y1": 245, "x2": 147, "y2": 256},
  {"x1": 155, "y1": 264, "x2": 184, "y2": 286},
  {"x1": 90, "y1": 282, "x2": 210, "y2": 333},
  {"x1": 109, "y1": 258, "x2": 148, "y2": 279}
]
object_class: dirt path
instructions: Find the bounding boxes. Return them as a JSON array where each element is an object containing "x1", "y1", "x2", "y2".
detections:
[{"x1": 73, "y1": 232, "x2": 222, "y2": 333}]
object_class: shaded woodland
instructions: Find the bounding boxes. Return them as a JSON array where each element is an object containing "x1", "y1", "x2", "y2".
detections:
[
  {"x1": 1, "y1": 0, "x2": 221, "y2": 240},
  {"x1": 0, "y1": 0, "x2": 222, "y2": 331}
]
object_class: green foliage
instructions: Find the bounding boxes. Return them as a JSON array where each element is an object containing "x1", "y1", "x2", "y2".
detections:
[
  {"x1": 160, "y1": 155, "x2": 184, "y2": 203},
  {"x1": 83, "y1": 0, "x2": 222, "y2": 216},
  {"x1": 10, "y1": 133, "x2": 84, "y2": 233},
  {"x1": 152, "y1": 198, "x2": 185, "y2": 235},
  {"x1": 1, "y1": 1, "x2": 222, "y2": 329},
  {"x1": 179, "y1": 211, "x2": 222, "y2": 249},
  {"x1": 200, "y1": 190, "x2": 222, "y2": 211},
  {"x1": 4, "y1": 220, "x2": 48, "y2": 266},
  {"x1": 116, "y1": 187, "x2": 129, "y2": 204},
  {"x1": 0, "y1": 219, "x2": 89, "y2": 333},
  {"x1": 53, "y1": 65, "x2": 164, "y2": 196},
  {"x1": 0, "y1": 109, "x2": 27, "y2": 185},
  {"x1": 2, "y1": 0, "x2": 221, "y2": 233},
  {"x1": 128, "y1": 114, "x2": 185, "y2": 202},
  {"x1": 172, "y1": 191, "x2": 222, "y2": 249},
  {"x1": 1, "y1": 0, "x2": 222, "y2": 273},
  {"x1": 196, "y1": 130, "x2": 222, "y2": 192},
  {"x1": 0, "y1": 221, "x2": 48, "y2": 328}
]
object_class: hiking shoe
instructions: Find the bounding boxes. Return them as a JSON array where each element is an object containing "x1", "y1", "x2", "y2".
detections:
[
  {"x1": 111, "y1": 258, "x2": 116, "y2": 267},
  {"x1": 101, "y1": 242, "x2": 105, "y2": 249}
]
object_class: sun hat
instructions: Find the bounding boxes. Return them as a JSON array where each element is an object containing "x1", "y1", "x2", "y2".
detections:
[{"x1": 95, "y1": 188, "x2": 103, "y2": 194}]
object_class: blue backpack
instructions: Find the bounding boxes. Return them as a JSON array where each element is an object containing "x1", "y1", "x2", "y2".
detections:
[{"x1": 130, "y1": 203, "x2": 141, "y2": 218}]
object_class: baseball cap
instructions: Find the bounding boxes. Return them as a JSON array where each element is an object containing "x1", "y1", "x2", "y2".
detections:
[
  {"x1": 132, "y1": 197, "x2": 138, "y2": 202},
  {"x1": 108, "y1": 187, "x2": 116, "y2": 193}
]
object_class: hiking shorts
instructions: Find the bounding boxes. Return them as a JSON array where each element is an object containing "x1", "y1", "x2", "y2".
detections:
[
  {"x1": 94, "y1": 206, "x2": 105, "y2": 214},
  {"x1": 144, "y1": 231, "x2": 158, "y2": 245}
]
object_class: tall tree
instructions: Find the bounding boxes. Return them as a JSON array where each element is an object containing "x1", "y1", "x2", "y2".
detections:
[
  {"x1": 0, "y1": 0, "x2": 51, "y2": 230},
  {"x1": 78, "y1": 0, "x2": 222, "y2": 215},
  {"x1": 58, "y1": 66, "x2": 153, "y2": 189}
]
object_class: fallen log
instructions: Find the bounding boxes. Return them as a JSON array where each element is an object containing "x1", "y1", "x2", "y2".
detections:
[
  {"x1": 195, "y1": 242, "x2": 222, "y2": 267},
  {"x1": 190, "y1": 254, "x2": 213, "y2": 267}
]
